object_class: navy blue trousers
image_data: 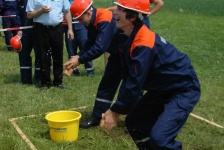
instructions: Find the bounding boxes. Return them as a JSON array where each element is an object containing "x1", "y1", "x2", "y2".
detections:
[
  {"x1": 19, "y1": 28, "x2": 41, "y2": 84},
  {"x1": 125, "y1": 79, "x2": 200, "y2": 150},
  {"x1": 2, "y1": 14, "x2": 19, "y2": 51},
  {"x1": 142, "y1": 16, "x2": 150, "y2": 29},
  {"x1": 91, "y1": 53, "x2": 122, "y2": 118}
]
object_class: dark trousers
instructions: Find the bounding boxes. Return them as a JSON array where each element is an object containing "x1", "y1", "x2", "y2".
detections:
[
  {"x1": 142, "y1": 16, "x2": 150, "y2": 29},
  {"x1": 34, "y1": 23, "x2": 64, "y2": 86},
  {"x1": 125, "y1": 82, "x2": 200, "y2": 150},
  {"x1": 19, "y1": 28, "x2": 41, "y2": 84},
  {"x1": 91, "y1": 54, "x2": 122, "y2": 118},
  {"x1": 2, "y1": 15, "x2": 19, "y2": 51}
]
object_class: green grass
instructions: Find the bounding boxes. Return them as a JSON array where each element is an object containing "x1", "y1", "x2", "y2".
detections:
[{"x1": 0, "y1": 0, "x2": 224, "y2": 149}]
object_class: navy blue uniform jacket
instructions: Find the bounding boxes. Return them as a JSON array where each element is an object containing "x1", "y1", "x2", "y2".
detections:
[
  {"x1": 0, "y1": 0, "x2": 18, "y2": 15},
  {"x1": 78, "y1": 7, "x2": 125, "y2": 63},
  {"x1": 18, "y1": 0, "x2": 33, "y2": 26},
  {"x1": 110, "y1": 25, "x2": 200, "y2": 114}
]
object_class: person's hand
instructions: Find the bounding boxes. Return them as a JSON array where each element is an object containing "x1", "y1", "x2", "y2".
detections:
[
  {"x1": 17, "y1": 31, "x2": 23, "y2": 38},
  {"x1": 101, "y1": 109, "x2": 120, "y2": 130},
  {"x1": 67, "y1": 29, "x2": 74, "y2": 40},
  {"x1": 64, "y1": 55, "x2": 80, "y2": 69},
  {"x1": 42, "y1": 6, "x2": 52, "y2": 13}
]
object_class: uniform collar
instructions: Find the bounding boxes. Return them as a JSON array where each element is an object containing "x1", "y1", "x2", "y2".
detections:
[{"x1": 120, "y1": 25, "x2": 142, "y2": 49}]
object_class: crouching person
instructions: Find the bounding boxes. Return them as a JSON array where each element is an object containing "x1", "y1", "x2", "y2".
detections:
[{"x1": 101, "y1": 0, "x2": 201, "y2": 149}]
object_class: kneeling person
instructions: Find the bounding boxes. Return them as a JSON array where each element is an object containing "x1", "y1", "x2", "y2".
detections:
[{"x1": 101, "y1": 0, "x2": 201, "y2": 149}]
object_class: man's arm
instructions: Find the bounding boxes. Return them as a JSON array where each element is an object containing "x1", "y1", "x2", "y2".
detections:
[
  {"x1": 78, "y1": 21, "x2": 114, "y2": 63},
  {"x1": 27, "y1": 6, "x2": 52, "y2": 19},
  {"x1": 64, "y1": 10, "x2": 74, "y2": 40},
  {"x1": 64, "y1": 11, "x2": 72, "y2": 30},
  {"x1": 150, "y1": 0, "x2": 164, "y2": 16}
]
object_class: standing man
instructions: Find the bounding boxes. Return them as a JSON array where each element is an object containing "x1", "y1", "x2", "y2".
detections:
[
  {"x1": 26, "y1": 0, "x2": 74, "y2": 90},
  {"x1": 0, "y1": 0, "x2": 21, "y2": 51},
  {"x1": 64, "y1": 0, "x2": 127, "y2": 128},
  {"x1": 17, "y1": 0, "x2": 41, "y2": 84},
  {"x1": 101, "y1": 0, "x2": 201, "y2": 149}
]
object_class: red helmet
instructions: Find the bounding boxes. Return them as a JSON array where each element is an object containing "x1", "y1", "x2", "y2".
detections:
[
  {"x1": 114, "y1": 0, "x2": 150, "y2": 15},
  {"x1": 70, "y1": 0, "x2": 93, "y2": 19},
  {"x1": 10, "y1": 35, "x2": 22, "y2": 51}
]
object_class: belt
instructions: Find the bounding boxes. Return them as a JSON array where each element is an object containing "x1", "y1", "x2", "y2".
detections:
[{"x1": 35, "y1": 22, "x2": 62, "y2": 28}]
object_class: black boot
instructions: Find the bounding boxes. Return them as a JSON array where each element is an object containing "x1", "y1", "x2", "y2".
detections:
[{"x1": 80, "y1": 117, "x2": 101, "y2": 129}]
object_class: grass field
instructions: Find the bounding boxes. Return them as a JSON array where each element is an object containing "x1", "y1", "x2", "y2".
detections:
[{"x1": 0, "y1": 0, "x2": 224, "y2": 149}]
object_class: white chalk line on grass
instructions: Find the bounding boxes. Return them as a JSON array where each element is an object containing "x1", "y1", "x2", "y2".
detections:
[
  {"x1": 190, "y1": 113, "x2": 224, "y2": 129},
  {"x1": 8, "y1": 106, "x2": 223, "y2": 150},
  {"x1": 9, "y1": 119, "x2": 37, "y2": 150},
  {"x1": 8, "y1": 106, "x2": 89, "y2": 150}
]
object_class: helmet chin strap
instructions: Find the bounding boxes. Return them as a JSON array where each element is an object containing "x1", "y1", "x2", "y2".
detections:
[{"x1": 138, "y1": 13, "x2": 143, "y2": 20}]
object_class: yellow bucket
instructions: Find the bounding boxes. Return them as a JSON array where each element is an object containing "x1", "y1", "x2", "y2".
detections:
[{"x1": 45, "y1": 110, "x2": 82, "y2": 142}]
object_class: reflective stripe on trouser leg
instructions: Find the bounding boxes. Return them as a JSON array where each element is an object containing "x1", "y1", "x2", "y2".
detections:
[
  {"x1": 85, "y1": 67, "x2": 94, "y2": 75},
  {"x1": 7, "y1": 45, "x2": 12, "y2": 48},
  {"x1": 20, "y1": 66, "x2": 32, "y2": 84},
  {"x1": 91, "y1": 97, "x2": 112, "y2": 119},
  {"x1": 127, "y1": 129, "x2": 152, "y2": 150},
  {"x1": 84, "y1": 61, "x2": 94, "y2": 74},
  {"x1": 34, "y1": 67, "x2": 41, "y2": 82},
  {"x1": 7, "y1": 45, "x2": 13, "y2": 51},
  {"x1": 96, "y1": 98, "x2": 111, "y2": 103},
  {"x1": 85, "y1": 68, "x2": 94, "y2": 71}
]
